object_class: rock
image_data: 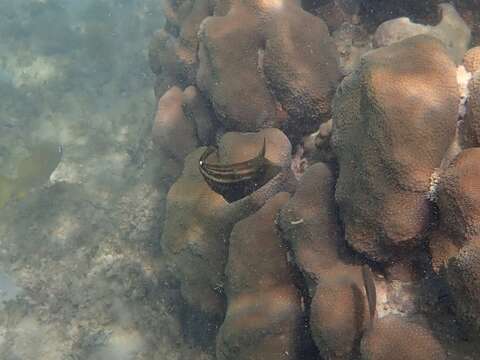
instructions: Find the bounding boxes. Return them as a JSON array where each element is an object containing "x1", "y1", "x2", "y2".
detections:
[
  {"x1": 428, "y1": 227, "x2": 463, "y2": 273},
  {"x1": 374, "y1": 3, "x2": 471, "y2": 63},
  {"x1": 301, "y1": 119, "x2": 336, "y2": 164},
  {"x1": 332, "y1": 35, "x2": 459, "y2": 261},
  {"x1": 309, "y1": 0, "x2": 361, "y2": 31},
  {"x1": 332, "y1": 22, "x2": 373, "y2": 76}
]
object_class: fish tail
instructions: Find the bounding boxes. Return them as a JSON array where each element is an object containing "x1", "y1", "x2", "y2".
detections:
[{"x1": 362, "y1": 264, "x2": 377, "y2": 328}]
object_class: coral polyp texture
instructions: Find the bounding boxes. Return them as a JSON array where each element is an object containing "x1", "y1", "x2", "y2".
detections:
[
  {"x1": 446, "y1": 241, "x2": 480, "y2": 337},
  {"x1": 150, "y1": 0, "x2": 480, "y2": 358},
  {"x1": 150, "y1": 0, "x2": 341, "y2": 135},
  {"x1": 217, "y1": 193, "x2": 303, "y2": 360},
  {"x1": 332, "y1": 35, "x2": 459, "y2": 261},
  {"x1": 463, "y1": 46, "x2": 480, "y2": 74},
  {"x1": 463, "y1": 70, "x2": 480, "y2": 148},
  {"x1": 279, "y1": 163, "x2": 369, "y2": 360},
  {"x1": 360, "y1": 315, "x2": 447, "y2": 360},
  {"x1": 161, "y1": 128, "x2": 294, "y2": 317},
  {"x1": 373, "y1": 3, "x2": 471, "y2": 63}
]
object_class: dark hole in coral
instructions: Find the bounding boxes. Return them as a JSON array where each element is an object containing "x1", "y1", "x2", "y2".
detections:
[
  {"x1": 358, "y1": 0, "x2": 441, "y2": 31},
  {"x1": 301, "y1": 0, "x2": 331, "y2": 13}
]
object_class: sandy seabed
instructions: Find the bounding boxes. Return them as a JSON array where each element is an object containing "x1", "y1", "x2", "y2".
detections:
[{"x1": 0, "y1": 1, "x2": 210, "y2": 359}]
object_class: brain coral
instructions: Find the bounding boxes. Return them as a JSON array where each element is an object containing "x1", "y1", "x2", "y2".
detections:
[
  {"x1": 446, "y1": 240, "x2": 480, "y2": 338},
  {"x1": 152, "y1": 86, "x2": 199, "y2": 163},
  {"x1": 463, "y1": 46, "x2": 480, "y2": 74},
  {"x1": 148, "y1": 0, "x2": 210, "y2": 93},
  {"x1": 361, "y1": 315, "x2": 446, "y2": 360},
  {"x1": 196, "y1": 1, "x2": 283, "y2": 132},
  {"x1": 279, "y1": 162, "x2": 369, "y2": 359},
  {"x1": 310, "y1": 274, "x2": 368, "y2": 360},
  {"x1": 436, "y1": 148, "x2": 480, "y2": 243},
  {"x1": 161, "y1": 129, "x2": 294, "y2": 318},
  {"x1": 278, "y1": 162, "x2": 364, "y2": 290},
  {"x1": 151, "y1": 85, "x2": 215, "y2": 182},
  {"x1": 431, "y1": 148, "x2": 480, "y2": 337},
  {"x1": 196, "y1": 0, "x2": 340, "y2": 134},
  {"x1": 332, "y1": 35, "x2": 459, "y2": 261},
  {"x1": 462, "y1": 71, "x2": 480, "y2": 148},
  {"x1": 278, "y1": 162, "x2": 342, "y2": 289},
  {"x1": 262, "y1": 0, "x2": 341, "y2": 136},
  {"x1": 216, "y1": 193, "x2": 303, "y2": 360}
]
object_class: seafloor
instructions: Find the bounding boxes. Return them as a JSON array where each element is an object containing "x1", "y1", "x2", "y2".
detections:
[
  {"x1": 1, "y1": 0, "x2": 480, "y2": 359},
  {"x1": 0, "y1": 1, "x2": 212, "y2": 359}
]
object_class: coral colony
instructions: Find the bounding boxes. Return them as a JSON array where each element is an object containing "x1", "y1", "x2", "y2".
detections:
[{"x1": 151, "y1": 0, "x2": 480, "y2": 359}]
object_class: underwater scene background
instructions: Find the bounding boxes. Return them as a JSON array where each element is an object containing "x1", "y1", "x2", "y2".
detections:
[{"x1": 1, "y1": 0, "x2": 480, "y2": 359}]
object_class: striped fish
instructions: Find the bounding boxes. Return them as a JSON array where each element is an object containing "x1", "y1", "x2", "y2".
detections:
[
  {"x1": 362, "y1": 264, "x2": 377, "y2": 330},
  {"x1": 199, "y1": 138, "x2": 268, "y2": 185}
]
